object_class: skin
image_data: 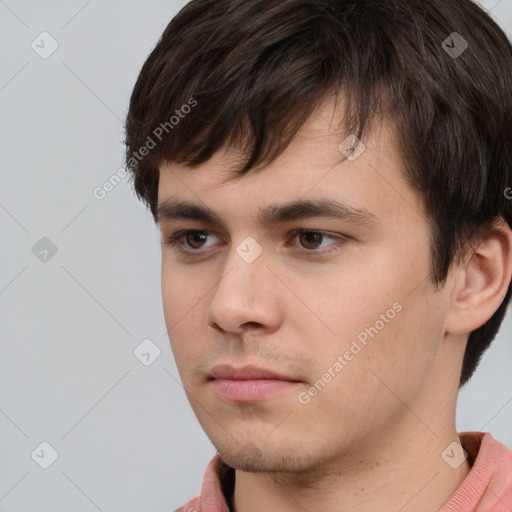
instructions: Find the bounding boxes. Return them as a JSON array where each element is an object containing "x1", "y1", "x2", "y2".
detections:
[{"x1": 157, "y1": 96, "x2": 512, "y2": 512}]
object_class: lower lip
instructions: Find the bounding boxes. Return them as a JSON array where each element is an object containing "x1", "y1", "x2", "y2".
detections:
[{"x1": 210, "y1": 378, "x2": 299, "y2": 402}]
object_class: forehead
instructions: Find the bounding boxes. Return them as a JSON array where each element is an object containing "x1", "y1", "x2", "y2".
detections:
[{"x1": 157, "y1": 98, "x2": 423, "y2": 227}]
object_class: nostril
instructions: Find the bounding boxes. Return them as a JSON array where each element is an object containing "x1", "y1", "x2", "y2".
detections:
[{"x1": 242, "y1": 321, "x2": 261, "y2": 329}]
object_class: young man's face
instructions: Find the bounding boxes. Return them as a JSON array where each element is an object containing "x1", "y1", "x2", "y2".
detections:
[{"x1": 157, "y1": 98, "x2": 465, "y2": 472}]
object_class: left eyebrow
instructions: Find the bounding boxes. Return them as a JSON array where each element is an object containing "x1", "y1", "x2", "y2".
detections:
[{"x1": 156, "y1": 198, "x2": 380, "y2": 228}]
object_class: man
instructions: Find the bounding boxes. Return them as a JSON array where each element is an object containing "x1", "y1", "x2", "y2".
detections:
[{"x1": 124, "y1": 0, "x2": 512, "y2": 510}]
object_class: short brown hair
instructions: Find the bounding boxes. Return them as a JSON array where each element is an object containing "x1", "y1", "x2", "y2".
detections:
[{"x1": 124, "y1": 0, "x2": 512, "y2": 387}]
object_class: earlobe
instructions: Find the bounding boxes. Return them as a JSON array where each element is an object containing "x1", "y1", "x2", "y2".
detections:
[{"x1": 445, "y1": 219, "x2": 512, "y2": 336}]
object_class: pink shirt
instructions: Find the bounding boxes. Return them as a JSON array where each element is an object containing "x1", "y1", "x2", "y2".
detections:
[{"x1": 174, "y1": 431, "x2": 512, "y2": 512}]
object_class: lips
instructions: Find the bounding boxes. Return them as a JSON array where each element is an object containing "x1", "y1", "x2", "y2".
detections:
[
  {"x1": 208, "y1": 364, "x2": 300, "y2": 382},
  {"x1": 208, "y1": 364, "x2": 302, "y2": 403}
]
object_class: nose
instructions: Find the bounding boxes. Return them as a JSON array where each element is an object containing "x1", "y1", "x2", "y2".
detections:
[{"x1": 204, "y1": 241, "x2": 281, "y2": 335}]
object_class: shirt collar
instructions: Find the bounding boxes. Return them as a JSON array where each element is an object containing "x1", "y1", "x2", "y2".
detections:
[
  {"x1": 440, "y1": 431, "x2": 512, "y2": 511},
  {"x1": 198, "y1": 453, "x2": 235, "y2": 511}
]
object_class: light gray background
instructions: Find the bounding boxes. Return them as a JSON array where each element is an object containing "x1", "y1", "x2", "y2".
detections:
[{"x1": 1, "y1": 1, "x2": 511, "y2": 511}]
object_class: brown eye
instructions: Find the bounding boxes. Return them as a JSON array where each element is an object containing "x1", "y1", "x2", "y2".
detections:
[
  {"x1": 163, "y1": 230, "x2": 218, "y2": 254},
  {"x1": 185, "y1": 231, "x2": 209, "y2": 249},
  {"x1": 297, "y1": 231, "x2": 325, "y2": 250},
  {"x1": 289, "y1": 229, "x2": 346, "y2": 258}
]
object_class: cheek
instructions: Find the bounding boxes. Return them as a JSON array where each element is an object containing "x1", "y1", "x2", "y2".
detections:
[
  {"x1": 287, "y1": 261, "x2": 400, "y2": 352},
  {"x1": 289, "y1": 253, "x2": 436, "y2": 394},
  {"x1": 326, "y1": 289, "x2": 447, "y2": 417},
  {"x1": 161, "y1": 268, "x2": 208, "y2": 364},
  {"x1": 161, "y1": 261, "x2": 204, "y2": 320}
]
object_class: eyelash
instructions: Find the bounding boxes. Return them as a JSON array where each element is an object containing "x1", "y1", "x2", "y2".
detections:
[{"x1": 163, "y1": 229, "x2": 347, "y2": 259}]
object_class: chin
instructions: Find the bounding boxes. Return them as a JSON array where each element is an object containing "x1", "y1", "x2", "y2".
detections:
[
  {"x1": 219, "y1": 441, "x2": 267, "y2": 471},
  {"x1": 216, "y1": 439, "x2": 322, "y2": 474}
]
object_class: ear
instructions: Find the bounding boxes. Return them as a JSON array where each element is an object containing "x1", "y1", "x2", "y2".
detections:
[{"x1": 445, "y1": 218, "x2": 512, "y2": 336}]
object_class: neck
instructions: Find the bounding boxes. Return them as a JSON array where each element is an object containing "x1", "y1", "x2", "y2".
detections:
[{"x1": 231, "y1": 416, "x2": 471, "y2": 512}]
